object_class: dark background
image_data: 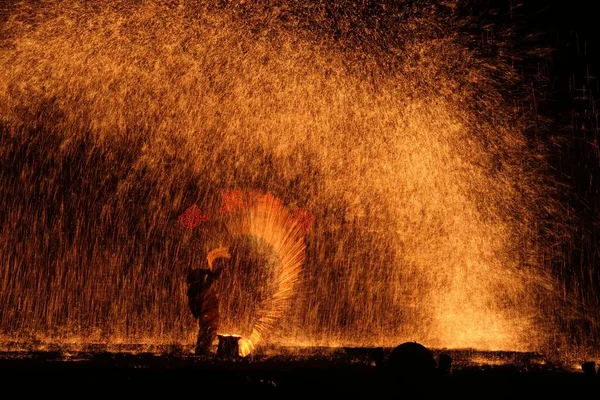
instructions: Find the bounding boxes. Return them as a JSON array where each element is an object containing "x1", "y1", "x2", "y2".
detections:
[
  {"x1": 523, "y1": 0, "x2": 600, "y2": 333},
  {"x1": 457, "y1": 0, "x2": 600, "y2": 341}
]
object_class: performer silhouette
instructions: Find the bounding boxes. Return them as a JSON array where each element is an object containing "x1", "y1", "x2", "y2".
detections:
[{"x1": 186, "y1": 247, "x2": 230, "y2": 355}]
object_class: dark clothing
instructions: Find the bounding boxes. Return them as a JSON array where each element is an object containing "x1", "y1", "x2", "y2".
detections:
[{"x1": 186, "y1": 268, "x2": 222, "y2": 355}]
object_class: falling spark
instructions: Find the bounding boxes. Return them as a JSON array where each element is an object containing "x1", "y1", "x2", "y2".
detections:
[{"x1": 0, "y1": 1, "x2": 596, "y2": 361}]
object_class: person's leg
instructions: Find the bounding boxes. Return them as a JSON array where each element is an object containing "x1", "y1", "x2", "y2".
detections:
[
  {"x1": 195, "y1": 290, "x2": 220, "y2": 355},
  {"x1": 195, "y1": 318, "x2": 212, "y2": 355}
]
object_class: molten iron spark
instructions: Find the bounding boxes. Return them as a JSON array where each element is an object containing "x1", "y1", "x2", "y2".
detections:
[{"x1": 0, "y1": 0, "x2": 595, "y2": 361}]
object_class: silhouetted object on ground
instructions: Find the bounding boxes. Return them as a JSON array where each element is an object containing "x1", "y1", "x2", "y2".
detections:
[
  {"x1": 186, "y1": 266, "x2": 223, "y2": 355},
  {"x1": 438, "y1": 353, "x2": 452, "y2": 375},
  {"x1": 388, "y1": 342, "x2": 436, "y2": 378},
  {"x1": 581, "y1": 361, "x2": 596, "y2": 377},
  {"x1": 217, "y1": 334, "x2": 241, "y2": 360}
]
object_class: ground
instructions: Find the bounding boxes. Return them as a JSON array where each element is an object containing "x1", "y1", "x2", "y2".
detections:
[{"x1": 1, "y1": 346, "x2": 598, "y2": 396}]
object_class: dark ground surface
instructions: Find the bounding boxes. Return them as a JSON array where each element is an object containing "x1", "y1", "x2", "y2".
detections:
[{"x1": 1, "y1": 346, "x2": 598, "y2": 396}]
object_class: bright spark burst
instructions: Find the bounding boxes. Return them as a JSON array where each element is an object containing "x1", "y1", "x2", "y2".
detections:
[
  {"x1": 183, "y1": 190, "x2": 308, "y2": 356},
  {"x1": 0, "y1": 0, "x2": 595, "y2": 360}
]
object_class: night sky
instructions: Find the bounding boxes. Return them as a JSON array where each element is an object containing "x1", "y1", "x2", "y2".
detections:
[
  {"x1": 528, "y1": 0, "x2": 600, "y2": 310},
  {"x1": 492, "y1": 0, "x2": 600, "y2": 339}
]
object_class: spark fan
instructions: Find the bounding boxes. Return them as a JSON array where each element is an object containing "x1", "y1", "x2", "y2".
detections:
[{"x1": 179, "y1": 190, "x2": 311, "y2": 356}]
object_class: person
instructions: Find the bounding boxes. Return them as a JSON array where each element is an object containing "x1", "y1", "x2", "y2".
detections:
[{"x1": 186, "y1": 247, "x2": 230, "y2": 355}]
